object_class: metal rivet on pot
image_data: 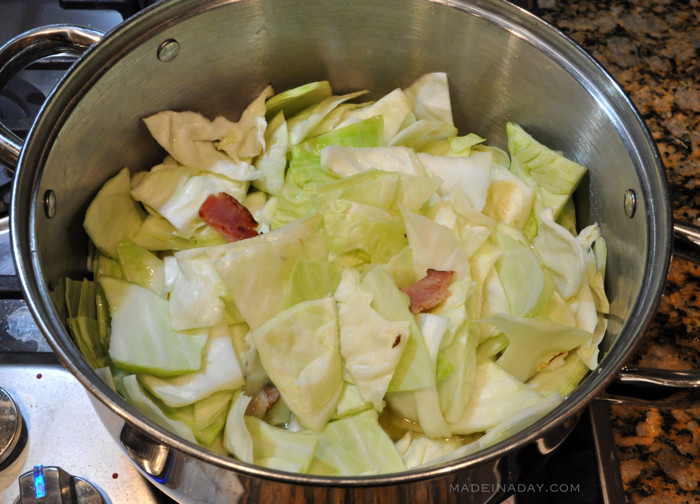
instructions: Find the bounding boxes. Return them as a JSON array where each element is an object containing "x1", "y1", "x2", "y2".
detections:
[
  {"x1": 624, "y1": 189, "x2": 637, "y2": 218},
  {"x1": 44, "y1": 190, "x2": 56, "y2": 218},
  {"x1": 157, "y1": 39, "x2": 180, "y2": 62}
]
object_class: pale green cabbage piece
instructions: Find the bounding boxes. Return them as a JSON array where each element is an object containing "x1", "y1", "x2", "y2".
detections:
[
  {"x1": 333, "y1": 382, "x2": 372, "y2": 419},
  {"x1": 400, "y1": 205, "x2": 469, "y2": 280},
  {"x1": 283, "y1": 259, "x2": 343, "y2": 308},
  {"x1": 168, "y1": 255, "x2": 227, "y2": 331},
  {"x1": 318, "y1": 169, "x2": 402, "y2": 210},
  {"x1": 412, "y1": 382, "x2": 451, "y2": 439},
  {"x1": 318, "y1": 168, "x2": 439, "y2": 214},
  {"x1": 229, "y1": 324, "x2": 268, "y2": 397},
  {"x1": 417, "y1": 151, "x2": 493, "y2": 210},
  {"x1": 576, "y1": 224, "x2": 609, "y2": 369},
  {"x1": 382, "y1": 246, "x2": 416, "y2": 288},
  {"x1": 83, "y1": 167, "x2": 145, "y2": 259},
  {"x1": 65, "y1": 278, "x2": 108, "y2": 369},
  {"x1": 322, "y1": 145, "x2": 425, "y2": 178},
  {"x1": 143, "y1": 86, "x2": 272, "y2": 179},
  {"x1": 370, "y1": 291, "x2": 452, "y2": 436},
  {"x1": 395, "y1": 431, "x2": 465, "y2": 469},
  {"x1": 483, "y1": 164, "x2": 536, "y2": 230},
  {"x1": 138, "y1": 324, "x2": 244, "y2": 407},
  {"x1": 192, "y1": 389, "x2": 234, "y2": 446},
  {"x1": 527, "y1": 353, "x2": 590, "y2": 397},
  {"x1": 420, "y1": 132, "x2": 485, "y2": 156},
  {"x1": 176, "y1": 213, "x2": 321, "y2": 330},
  {"x1": 388, "y1": 119, "x2": 458, "y2": 151},
  {"x1": 265, "y1": 80, "x2": 333, "y2": 120},
  {"x1": 481, "y1": 266, "x2": 510, "y2": 322},
  {"x1": 386, "y1": 72, "x2": 457, "y2": 150},
  {"x1": 533, "y1": 207, "x2": 587, "y2": 300},
  {"x1": 322, "y1": 199, "x2": 407, "y2": 264},
  {"x1": 305, "y1": 102, "x2": 368, "y2": 138},
  {"x1": 121, "y1": 375, "x2": 197, "y2": 444},
  {"x1": 488, "y1": 314, "x2": 594, "y2": 382},
  {"x1": 216, "y1": 86, "x2": 273, "y2": 163},
  {"x1": 250, "y1": 297, "x2": 343, "y2": 431},
  {"x1": 431, "y1": 392, "x2": 564, "y2": 464},
  {"x1": 447, "y1": 357, "x2": 545, "y2": 435},
  {"x1": 490, "y1": 228, "x2": 549, "y2": 317},
  {"x1": 132, "y1": 213, "x2": 227, "y2": 251},
  {"x1": 93, "y1": 251, "x2": 123, "y2": 279},
  {"x1": 403, "y1": 72, "x2": 454, "y2": 126},
  {"x1": 252, "y1": 111, "x2": 288, "y2": 196},
  {"x1": 131, "y1": 165, "x2": 249, "y2": 238},
  {"x1": 245, "y1": 416, "x2": 319, "y2": 473},
  {"x1": 437, "y1": 320, "x2": 479, "y2": 424},
  {"x1": 270, "y1": 116, "x2": 384, "y2": 229},
  {"x1": 360, "y1": 266, "x2": 434, "y2": 392},
  {"x1": 223, "y1": 391, "x2": 254, "y2": 463},
  {"x1": 426, "y1": 276, "x2": 477, "y2": 422},
  {"x1": 408, "y1": 314, "x2": 454, "y2": 437},
  {"x1": 287, "y1": 90, "x2": 369, "y2": 146},
  {"x1": 334, "y1": 87, "x2": 414, "y2": 142},
  {"x1": 507, "y1": 122, "x2": 587, "y2": 200},
  {"x1": 115, "y1": 240, "x2": 165, "y2": 296},
  {"x1": 101, "y1": 276, "x2": 207, "y2": 376},
  {"x1": 308, "y1": 410, "x2": 406, "y2": 476},
  {"x1": 507, "y1": 121, "x2": 587, "y2": 238},
  {"x1": 334, "y1": 268, "x2": 410, "y2": 410}
]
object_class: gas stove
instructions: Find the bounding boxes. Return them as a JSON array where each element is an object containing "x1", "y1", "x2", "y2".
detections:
[
  {"x1": 0, "y1": 3, "x2": 177, "y2": 502},
  {"x1": 0, "y1": 1, "x2": 627, "y2": 503}
]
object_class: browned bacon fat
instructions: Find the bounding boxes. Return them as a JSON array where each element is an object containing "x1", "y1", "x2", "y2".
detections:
[
  {"x1": 245, "y1": 384, "x2": 280, "y2": 419},
  {"x1": 199, "y1": 192, "x2": 258, "y2": 242},
  {"x1": 400, "y1": 269, "x2": 455, "y2": 313}
]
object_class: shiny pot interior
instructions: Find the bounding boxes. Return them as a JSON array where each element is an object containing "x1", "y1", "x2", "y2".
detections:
[{"x1": 11, "y1": 0, "x2": 671, "y2": 491}]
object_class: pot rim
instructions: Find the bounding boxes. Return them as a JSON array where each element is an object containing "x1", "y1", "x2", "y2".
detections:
[{"x1": 9, "y1": 0, "x2": 672, "y2": 487}]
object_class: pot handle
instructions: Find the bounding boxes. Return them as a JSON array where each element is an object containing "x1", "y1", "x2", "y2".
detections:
[
  {"x1": 673, "y1": 221, "x2": 700, "y2": 263},
  {"x1": 0, "y1": 25, "x2": 104, "y2": 172},
  {"x1": 599, "y1": 220, "x2": 700, "y2": 408},
  {"x1": 601, "y1": 366, "x2": 700, "y2": 408}
]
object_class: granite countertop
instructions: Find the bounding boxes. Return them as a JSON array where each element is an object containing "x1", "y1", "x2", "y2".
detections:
[{"x1": 534, "y1": 0, "x2": 699, "y2": 503}]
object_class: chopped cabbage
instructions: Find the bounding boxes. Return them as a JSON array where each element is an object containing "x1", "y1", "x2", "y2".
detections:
[
  {"x1": 101, "y1": 276, "x2": 208, "y2": 376},
  {"x1": 245, "y1": 416, "x2": 319, "y2": 472},
  {"x1": 138, "y1": 323, "x2": 244, "y2": 407},
  {"x1": 67, "y1": 73, "x2": 610, "y2": 477},
  {"x1": 334, "y1": 268, "x2": 410, "y2": 411},
  {"x1": 83, "y1": 167, "x2": 145, "y2": 258},
  {"x1": 251, "y1": 297, "x2": 343, "y2": 431},
  {"x1": 308, "y1": 410, "x2": 406, "y2": 476}
]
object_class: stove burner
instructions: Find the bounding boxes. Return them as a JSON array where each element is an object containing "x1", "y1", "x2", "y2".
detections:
[
  {"x1": 59, "y1": 0, "x2": 154, "y2": 19},
  {"x1": 0, "y1": 169, "x2": 11, "y2": 219},
  {"x1": 0, "y1": 77, "x2": 46, "y2": 220},
  {"x1": 0, "y1": 387, "x2": 26, "y2": 470},
  {"x1": 0, "y1": 78, "x2": 44, "y2": 136}
]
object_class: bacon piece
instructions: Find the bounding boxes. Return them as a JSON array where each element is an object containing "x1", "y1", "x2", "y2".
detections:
[
  {"x1": 400, "y1": 269, "x2": 455, "y2": 314},
  {"x1": 245, "y1": 384, "x2": 280, "y2": 419},
  {"x1": 199, "y1": 192, "x2": 258, "y2": 242}
]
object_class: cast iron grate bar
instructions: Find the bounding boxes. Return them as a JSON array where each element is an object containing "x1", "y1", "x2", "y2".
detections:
[{"x1": 59, "y1": 0, "x2": 146, "y2": 19}]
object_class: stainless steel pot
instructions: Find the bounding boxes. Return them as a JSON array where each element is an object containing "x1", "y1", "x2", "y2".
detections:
[{"x1": 1, "y1": 0, "x2": 698, "y2": 502}]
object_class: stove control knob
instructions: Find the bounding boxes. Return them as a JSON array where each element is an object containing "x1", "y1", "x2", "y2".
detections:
[
  {"x1": 0, "y1": 387, "x2": 25, "y2": 468},
  {"x1": 14, "y1": 466, "x2": 107, "y2": 504}
]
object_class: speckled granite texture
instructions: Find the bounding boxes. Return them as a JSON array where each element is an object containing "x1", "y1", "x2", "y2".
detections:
[{"x1": 535, "y1": 1, "x2": 699, "y2": 502}]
